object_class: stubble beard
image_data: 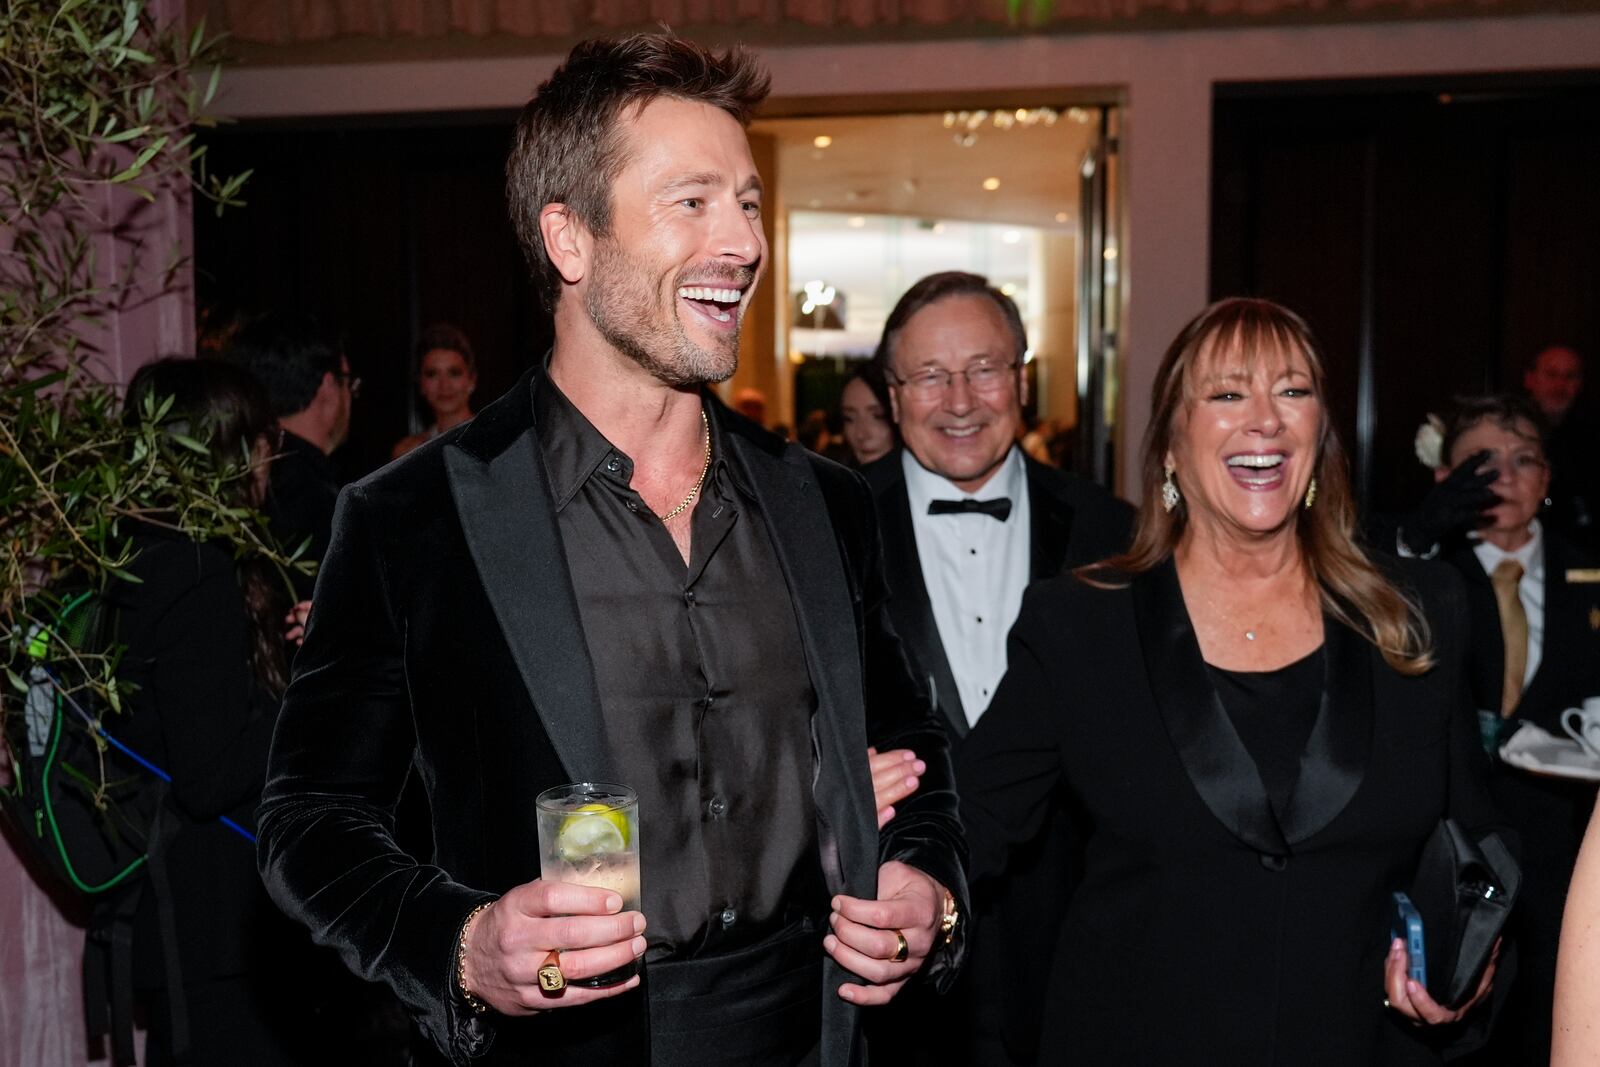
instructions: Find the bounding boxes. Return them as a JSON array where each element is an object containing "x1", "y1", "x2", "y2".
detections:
[{"x1": 585, "y1": 239, "x2": 743, "y2": 388}]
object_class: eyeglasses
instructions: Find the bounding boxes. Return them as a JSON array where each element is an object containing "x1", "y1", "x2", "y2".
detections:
[
  {"x1": 335, "y1": 371, "x2": 362, "y2": 399},
  {"x1": 887, "y1": 360, "x2": 1018, "y2": 401}
]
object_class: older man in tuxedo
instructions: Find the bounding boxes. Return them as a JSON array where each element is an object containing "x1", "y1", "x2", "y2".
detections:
[
  {"x1": 859, "y1": 272, "x2": 1131, "y2": 1065},
  {"x1": 257, "y1": 36, "x2": 965, "y2": 1067}
]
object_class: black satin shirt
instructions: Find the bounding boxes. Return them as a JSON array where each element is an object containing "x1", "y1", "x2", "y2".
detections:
[{"x1": 534, "y1": 379, "x2": 824, "y2": 961}]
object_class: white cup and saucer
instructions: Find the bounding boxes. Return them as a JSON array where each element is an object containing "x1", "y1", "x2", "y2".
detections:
[{"x1": 1560, "y1": 697, "x2": 1600, "y2": 762}]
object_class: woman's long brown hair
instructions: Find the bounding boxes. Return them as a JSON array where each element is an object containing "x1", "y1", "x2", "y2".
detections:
[{"x1": 1088, "y1": 297, "x2": 1433, "y2": 675}]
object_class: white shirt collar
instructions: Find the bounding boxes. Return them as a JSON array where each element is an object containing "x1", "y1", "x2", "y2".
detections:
[
  {"x1": 1472, "y1": 519, "x2": 1544, "y2": 583},
  {"x1": 902, "y1": 445, "x2": 1025, "y2": 516}
]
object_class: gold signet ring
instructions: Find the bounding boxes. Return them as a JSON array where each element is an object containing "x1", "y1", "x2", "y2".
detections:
[
  {"x1": 892, "y1": 930, "x2": 909, "y2": 963},
  {"x1": 537, "y1": 950, "x2": 566, "y2": 994}
]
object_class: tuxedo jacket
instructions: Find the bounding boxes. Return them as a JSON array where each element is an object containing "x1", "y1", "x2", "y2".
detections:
[
  {"x1": 958, "y1": 556, "x2": 1502, "y2": 1065},
  {"x1": 860, "y1": 450, "x2": 1132, "y2": 1061},
  {"x1": 256, "y1": 367, "x2": 967, "y2": 1067}
]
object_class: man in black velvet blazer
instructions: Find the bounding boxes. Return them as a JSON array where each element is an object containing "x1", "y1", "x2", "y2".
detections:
[
  {"x1": 858, "y1": 273, "x2": 1131, "y2": 1065},
  {"x1": 256, "y1": 36, "x2": 965, "y2": 1067}
]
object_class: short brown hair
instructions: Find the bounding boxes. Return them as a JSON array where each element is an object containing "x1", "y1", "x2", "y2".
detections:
[
  {"x1": 506, "y1": 34, "x2": 771, "y2": 311},
  {"x1": 1440, "y1": 393, "x2": 1549, "y2": 466},
  {"x1": 1090, "y1": 297, "x2": 1433, "y2": 675},
  {"x1": 873, "y1": 271, "x2": 1027, "y2": 371}
]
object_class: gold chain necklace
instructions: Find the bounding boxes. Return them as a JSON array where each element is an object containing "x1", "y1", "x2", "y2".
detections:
[{"x1": 657, "y1": 409, "x2": 711, "y2": 522}]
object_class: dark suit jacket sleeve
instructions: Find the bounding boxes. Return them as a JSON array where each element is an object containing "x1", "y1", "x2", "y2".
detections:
[
  {"x1": 256, "y1": 483, "x2": 493, "y2": 1065},
  {"x1": 954, "y1": 586, "x2": 1067, "y2": 884},
  {"x1": 845, "y1": 468, "x2": 971, "y2": 990}
]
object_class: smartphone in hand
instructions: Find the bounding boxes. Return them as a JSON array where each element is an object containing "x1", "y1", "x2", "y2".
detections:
[{"x1": 1389, "y1": 891, "x2": 1427, "y2": 987}]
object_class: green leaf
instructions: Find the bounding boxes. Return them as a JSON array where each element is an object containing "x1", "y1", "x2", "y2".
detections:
[
  {"x1": 166, "y1": 433, "x2": 209, "y2": 454},
  {"x1": 5, "y1": 669, "x2": 27, "y2": 695},
  {"x1": 203, "y1": 64, "x2": 222, "y2": 108}
]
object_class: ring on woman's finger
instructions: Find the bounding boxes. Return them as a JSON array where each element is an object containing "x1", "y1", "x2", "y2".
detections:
[
  {"x1": 537, "y1": 949, "x2": 566, "y2": 994},
  {"x1": 891, "y1": 930, "x2": 909, "y2": 963}
]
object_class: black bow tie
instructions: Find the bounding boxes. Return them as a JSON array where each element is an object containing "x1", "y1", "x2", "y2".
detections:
[{"x1": 928, "y1": 497, "x2": 1013, "y2": 522}]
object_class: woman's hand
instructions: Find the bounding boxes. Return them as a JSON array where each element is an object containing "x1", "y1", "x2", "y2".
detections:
[
  {"x1": 1384, "y1": 936, "x2": 1500, "y2": 1025},
  {"x1": 868, "y1": 747, "x2": 925, "y2": 829},
  {"x1": 283, "y1": 600, "x2": 312, "y2": 646}
]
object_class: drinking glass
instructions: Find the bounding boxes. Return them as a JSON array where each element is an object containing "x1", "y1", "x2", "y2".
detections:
[{"x1": 535, "y1": 782, "x2": 641, "y2": 987}]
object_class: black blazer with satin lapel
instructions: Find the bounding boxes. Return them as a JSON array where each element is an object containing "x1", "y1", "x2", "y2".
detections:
[
  {"x1": 1443, "y1": 531, "x2": 1600, "y2": 1062},
  {"x1": 256, "y1": 366, "x2": 966, "y2": 1067},
  {"x1": 860, "y1": 449, "x2": 1131, "y2": 1064},
  {"x1": 958, "y1": 556, "x2": 1502, "y2": 1065}
]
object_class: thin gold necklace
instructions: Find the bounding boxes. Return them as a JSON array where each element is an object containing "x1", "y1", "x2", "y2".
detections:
[{"x1": 657, "y1": 409, "x2": 711, "y2": 522}]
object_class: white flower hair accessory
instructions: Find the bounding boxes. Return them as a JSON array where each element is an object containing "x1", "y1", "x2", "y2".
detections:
[{"x1": 1413, "y1": 414, "x2": 1445, "y2": 469}]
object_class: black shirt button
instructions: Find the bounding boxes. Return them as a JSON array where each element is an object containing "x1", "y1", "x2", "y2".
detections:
[
  {"x1": 708, "y1": 795, "x2": 727, "y2": 817},
  {"x1": 1259, "y1": 854, "x2": 1288, "y2": 872},
  {"x1": 625, "y1": 500, "x2": 640, "y2": 513},
  {"x1": 605, "y1": 456, "x2": 621, "y2": 474},
  {"x1": 720, "y1": 907, "x2": 737, "y2": 927},
  {"x1": 685, "y1": 590, "x2": 696, "y2": 605}
]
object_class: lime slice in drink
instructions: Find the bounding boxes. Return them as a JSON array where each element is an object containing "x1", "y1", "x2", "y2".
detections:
[{"x1": 556, "y1": 803, "x2": 629, "y2": 861}]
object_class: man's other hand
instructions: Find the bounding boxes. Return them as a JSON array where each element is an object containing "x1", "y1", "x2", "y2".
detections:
[
  {"x1": 825, "y1": 860, "x2": 946, "y2": 1005},
  {"x1": 459, "y1": 880, "x2": 646, "y2": 1015},
  {"x1": 868, "y1": 747, "x2": 925, "y2": 829}
]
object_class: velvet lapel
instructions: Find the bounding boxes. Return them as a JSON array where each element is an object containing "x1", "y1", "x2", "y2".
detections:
[
  {"x1": 724, "y1": 429, "x2": 877, "y2": 898},
  {"x1": 1278, "y1": 611, "x2": 1373, "y2": 846},
  {"x1": 723, "y1": 429, "x2": 873, "y2": 1067},
  {"x1": 442, "y1": 373, "x2": 612, "y2": 785},
  {"x1": 877, "y1": 465, "x2": 968, "y2": 739},
  {"x1": 1025, "y1": 456, "x2": 1076, "y2": 582},
  {"x1": 1133, "y1": 562, "x2": 1288, "y2": 856}
]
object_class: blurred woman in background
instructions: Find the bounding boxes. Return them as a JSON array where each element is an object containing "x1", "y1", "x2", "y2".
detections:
[
  {"x1": 840, "y1": 363, "x2": 896, "y2": 467},
  {"x1": 116, "y1": 358, "x2": 310, "y2": 1065},
  {"x1": 393, "y1": 323, "x2": 478, "y2": 459}
]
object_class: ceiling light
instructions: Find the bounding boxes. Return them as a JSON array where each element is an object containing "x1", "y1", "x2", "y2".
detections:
[
  {"x1": 932, "y1": 222, "x2": 947, "y2": 235},
  {"x1": 1002, "y1": 231, "x2": 1022, "y2": 245},
  {"x1": 1000, "y1": 283, "x2": 1019, "y2": 297},
  {"x1": 1054, "y1": 212, "x2": 1070, "y2": 223},
  {"x1": 982, "y1": 177, "x2": 1001, "y2": 191},
  {"x1": 812, "y1": 135, "x2": 833, "y2": 148},
  {"x1": 848, "y1": 216, "x2": 867, "y2": 228}
]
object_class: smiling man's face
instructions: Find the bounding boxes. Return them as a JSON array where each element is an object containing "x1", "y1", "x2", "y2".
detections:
[
  {"x1": 583, "y1": 96, "x2": 766, "y2": 387},
  {"x1": 887, "y1": 293, "x2": 1025, "y2": 493}
]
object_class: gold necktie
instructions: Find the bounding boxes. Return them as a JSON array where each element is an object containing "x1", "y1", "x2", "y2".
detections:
[{"x1": 1491, "y1": 559, "x2": 1528, "y2": 718}]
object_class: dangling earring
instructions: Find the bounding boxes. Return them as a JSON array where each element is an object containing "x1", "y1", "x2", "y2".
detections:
[
  {"x1": 1161, "y1": 462, "x2": 1180, "y2": 514},
  {"x1": 1304, "y1": 477, "x2": 1318, "y2": 510}
]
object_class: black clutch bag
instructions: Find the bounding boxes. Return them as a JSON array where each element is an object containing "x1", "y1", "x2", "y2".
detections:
[{"x1": 1406, "y1": 819, "x2": 1520, "y2": 1010}]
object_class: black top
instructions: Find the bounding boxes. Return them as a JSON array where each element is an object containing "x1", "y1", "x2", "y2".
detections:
[
  {"x1": 534, "y1": 378, "x2": 823, "y2": 960},
  {"x1": 267, "y1": 430, "x2": 340, "y2": 599},
  {"x1": 1207, "y1": 647, "x2": 1326, "y2": 818}
]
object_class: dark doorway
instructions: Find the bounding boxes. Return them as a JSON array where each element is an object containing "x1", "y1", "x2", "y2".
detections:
[
  {"x1": 193, "y1": 117, "x2": 551, "y2": 481},
  {"x1": 1212, "y1": 75, "x2": 1600, "y2": 517}
]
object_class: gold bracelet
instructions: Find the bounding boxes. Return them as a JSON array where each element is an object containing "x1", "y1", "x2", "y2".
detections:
[
  {"x1": 457, "y1": 901, "x2": 494, "y2": 1015},
  {"x1": 939, "y1": 890, "x2": 960, "y2": 946}
]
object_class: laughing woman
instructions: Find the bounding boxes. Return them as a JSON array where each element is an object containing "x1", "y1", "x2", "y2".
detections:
[{"x1": 958, "y1": 298, "x2": 1504, "y2": 1064}]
